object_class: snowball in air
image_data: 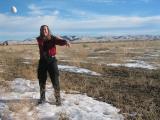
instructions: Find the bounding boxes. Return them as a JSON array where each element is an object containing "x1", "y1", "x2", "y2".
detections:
[{"x1": 11, "y1": 6, "x2": 17, "y2": 13}]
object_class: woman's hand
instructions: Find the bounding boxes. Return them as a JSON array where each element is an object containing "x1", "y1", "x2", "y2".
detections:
[{"x1": 66, "y1": 41, "x2": 71, "y2": 47}]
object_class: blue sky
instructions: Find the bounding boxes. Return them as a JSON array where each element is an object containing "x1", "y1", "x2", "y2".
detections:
[{"x1": 0, "y1": 0, "x2": 160, "y2": 41}]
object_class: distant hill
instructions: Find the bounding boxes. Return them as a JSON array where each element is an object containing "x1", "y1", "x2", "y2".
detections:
[
  {"x1": 73, "y1": 35, "x2": 160, "y2": 42},
  {"x1": 5, "y1": 38, "x2": 37, "y2": 45},
  {"x1": 61, "y1": 35, "x2": 80, "y2": 41},
  {"x1": 1, "y1": 35, "x2": 160, "y2": 45},
  {"x1": 0, "y1": 41, "x2": 8, "y2": 46}
]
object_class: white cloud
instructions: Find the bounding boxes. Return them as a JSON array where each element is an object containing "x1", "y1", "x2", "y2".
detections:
[
  {"x1": 0, "y1": 14, "x2": 53, "y2": 33},
  {"x1": 28, "y1": 4, "x2": 44, "y2": 15},
  {"x1": 87, "y1": 0, "x2": 152, "y2": 4},
  {"x1": 53, "y1": 10, "x2": 59, "y2": 15},
  {"x1": 86, "y1": 0, "x2": 127, "y2": 4},
  {"x1": 0, "y1": 12, "x2": 160, "y2": 40},
  {"x1": 1, "y1": 14, "x2": 160, "y2": 30},
  {"x1": 70, "y1": 10, "x2": 87, "y2": 16},
  {"x1": 28, "y1": 4, "x2": 60, "y2": 17},
  {"x1": 55, "y1": 15, "x2": 160, "y2": 30}
]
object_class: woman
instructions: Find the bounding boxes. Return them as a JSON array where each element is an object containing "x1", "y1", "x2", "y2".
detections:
[{"x1": 36, "y1": 25, "x2": 70, "y2": 105}]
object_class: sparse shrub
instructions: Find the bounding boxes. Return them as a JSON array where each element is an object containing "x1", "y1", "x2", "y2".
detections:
[
  {"x1": 58, "y1": 111, "x2": 70, "y2": 120},
  {"x1": 82, "y1": 44, "x2": 88, "y2": 48}
]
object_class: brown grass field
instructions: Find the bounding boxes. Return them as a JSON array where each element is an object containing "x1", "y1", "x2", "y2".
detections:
[{"x1": 0, "y1": 40, "x2": 160, "y2": 120}]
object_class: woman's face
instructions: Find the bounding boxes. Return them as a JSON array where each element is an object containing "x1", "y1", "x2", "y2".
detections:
[{"x1": 42, "y1": 26, "x2": 49, "y2": 36}]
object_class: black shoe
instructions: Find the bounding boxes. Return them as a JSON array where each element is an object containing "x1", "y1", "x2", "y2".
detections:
[
  {"x1": 37, "y1": 99, "x2": 46, "y2": 104},
  {"x1": 56, "y1": 99, "x2": 61, "y2": 106}
]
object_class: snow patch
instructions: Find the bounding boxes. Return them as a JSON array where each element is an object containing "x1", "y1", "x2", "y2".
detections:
[
  {"x1": 58, "y1": 65, "x2": 101, "y2": 76},
  {"x1": 22, "y1": 61, "x2": 31, "y2": 64},
  {"x1": 107, "y1": 60, "x2": 156, "y2": 69},
  {"x1": 0, "y1": 78, "x2": 123, "y2": 120}
]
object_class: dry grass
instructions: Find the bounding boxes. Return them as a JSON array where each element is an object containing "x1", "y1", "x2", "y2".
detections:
[
  {"x1": 0, "y1": 40, "x2": 160, "y2": 120},
  {"x1": 0, "y1": 45, "x2": 38, "y2": 81},
  {"x1": 8, "y1": 100, "x2": 33, "y2": 112},
  {"x1": 7, "y1": 99, "x2": 38, "y2": 120},
  {"x1": 60, "y1": 68, "x2": 160, "y2": 120},
  {"x1": 58, "y1": 111, "x2": 70, "y2": 120}
]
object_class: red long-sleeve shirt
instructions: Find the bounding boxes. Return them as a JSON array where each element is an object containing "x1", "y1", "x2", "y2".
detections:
[{"x1": 37, "y1": 35, "x2": 67, "y2": 58}]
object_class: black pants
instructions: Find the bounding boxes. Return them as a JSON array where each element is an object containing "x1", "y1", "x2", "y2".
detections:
[{"x1": 37, "y1": 57, "x2": 60, "y2": 100}]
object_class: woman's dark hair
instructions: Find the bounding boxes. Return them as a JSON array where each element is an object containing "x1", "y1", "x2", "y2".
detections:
[{"x1": 39, "y1": 25, "x2": 52, "y2": 40}]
